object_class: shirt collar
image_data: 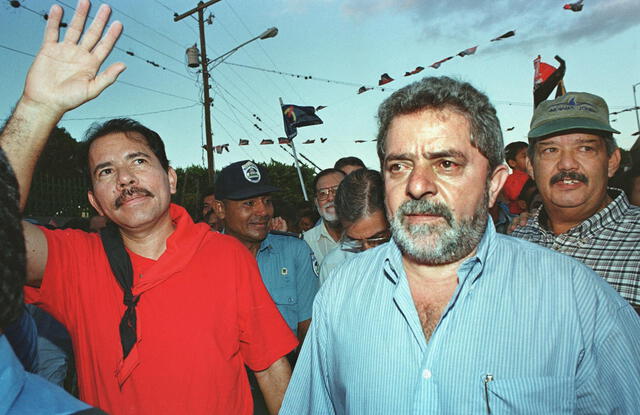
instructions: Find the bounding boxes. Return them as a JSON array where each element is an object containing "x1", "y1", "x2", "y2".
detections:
[
  {"x1": 533, "y1": 188, "x2": 628, "y2": 237},
  {"x1": 382, "y1": 217, "x2": 495, "y2": 287},
  {"x1": 259, "y1": 233, "x2": 274, "y2": 253}
]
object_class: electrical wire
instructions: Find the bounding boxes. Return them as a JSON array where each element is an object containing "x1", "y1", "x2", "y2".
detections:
[{"x1": 61, "y1": 103, "x2": 200, "y2": 121}]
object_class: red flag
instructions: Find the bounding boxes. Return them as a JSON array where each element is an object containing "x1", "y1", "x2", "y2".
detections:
[
  {"x1": 354, "y1": 140, "x2": 366, "y2": 143},
  {"x1": 303, "y1": 139, "x2": 315, "y2": 144},
  {"x1": 260, "y1": 139, "x2": 274, "y2": 145},
  {"x1": 378, "y1": 73, "x2": 394, "y2": 86},
  {"x1": 278, "y1": 137, "x2": 291, "y2": 144},
  {"x1": 533, "y1": 55, "x2": 557, "y2": 89},
  {"x1": 238, "y1": 139, "x2": 249, "y2": 146},
  {"x1": 429, "y1": 56, "x2": 453, "y2": 69},
  {"x1": 563, "y1": 0, "x2": 583, "y2": 11},
  {"x1": 358, "y1": 86, "x2": 373, "y2": 94},
  {"x1": 457, "y1": 46, "x2": 478, "y2": 57},
  {"x1": 404, "y1": 66, "x2": 425, "y2": 76}
]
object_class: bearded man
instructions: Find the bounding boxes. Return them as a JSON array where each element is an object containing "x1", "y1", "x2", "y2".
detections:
[
  {"x1": 280, "y1": 76, "x2": 640, "y2": 414},
  {"x1": 302, "y1": 168, "x2": 346, "y2": 265}
]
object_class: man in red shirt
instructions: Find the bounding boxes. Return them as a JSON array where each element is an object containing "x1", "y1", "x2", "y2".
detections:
[
  {"x1": 502, "y1": 141, "x2": 531, "y2": 214},
  {"x1": 0, "y1": 2, "x2": 296, "y2": 414}
]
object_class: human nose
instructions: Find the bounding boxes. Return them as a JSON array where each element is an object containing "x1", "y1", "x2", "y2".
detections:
[
  {"x1": 326, "y1": 187, "x2": 337, "y2": 202},
  {"x1": 254, "y1": 199, "x2": 270, "y2": 216},
  {"x1": 557, "y1": 149, "x2": 579, "y2": 171},
  {"x1": 117, "y1": 167, "x2": 137, "y2": 187},
  {"x1": 406, "y1": 165, "x2": 437, "y2": 200}
]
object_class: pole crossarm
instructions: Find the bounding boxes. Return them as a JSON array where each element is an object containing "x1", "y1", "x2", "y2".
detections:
[{"x1": 174, "y1": 0, "x2": 222, "y2": 22}]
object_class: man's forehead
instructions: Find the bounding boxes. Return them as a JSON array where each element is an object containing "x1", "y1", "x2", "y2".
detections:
[
  {"x1": 316, "y1": 173, "x2": 344, "y2": 189},
  {"x1": 88, "y1": 132, "x2": 157, "y2": 168},
  {"x1": 536, "y1": 132, "x2": 605, "y2": 148},
  {"x1": 385, "y1": 108, "x2": 475, "y2": 152},
  {"x1": 225, "y1": 194, "x2": 272, "y2": 203}
]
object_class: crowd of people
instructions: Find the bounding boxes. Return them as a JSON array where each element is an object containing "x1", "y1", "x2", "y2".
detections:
[{"x1": 1, "y1": 1, "x2": 639, "y2": 414}]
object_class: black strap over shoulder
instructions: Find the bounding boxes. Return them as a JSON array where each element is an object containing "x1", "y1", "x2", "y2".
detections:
[{"x1": 100, "y1": 223, "x2": 139, "y2": 359}]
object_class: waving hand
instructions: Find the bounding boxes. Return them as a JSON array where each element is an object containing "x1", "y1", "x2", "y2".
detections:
[{"x1": 22, "y1": 0, "x2": 125, "y2": 115}]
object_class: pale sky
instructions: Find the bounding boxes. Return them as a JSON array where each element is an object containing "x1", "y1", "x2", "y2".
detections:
[{"x1": 1, "y1": 0, "x2": 639, "y2": 173}]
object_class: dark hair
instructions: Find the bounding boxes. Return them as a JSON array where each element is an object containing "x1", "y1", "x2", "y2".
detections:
[
  {"x1": 202, "y1": 185, "x2": 215, "y2": 198},
  {"x1": 376, "y1": 76, "x2": 504, "y2": 173},
  {"x1": 83, "y1": 118, "x2": 170, "y2": 187},
  {"x1": 528, "y1": 132, "x2": 617, "y2": 161},
  {"x1": 335, "y1": 169, "x2": 384, "y2": 224},
  {"x1": 0, "y1": 148, "x2": 26, "y2": 330},
  {"x1": 312, "y1": 168, "x2": 346, "y2": 193},
  {"x1": 504, "y1": 141, "x2": 528, "y2": 162},
  {"x1": 334, "y1": 156, "x2": 366, "y2": 171}
]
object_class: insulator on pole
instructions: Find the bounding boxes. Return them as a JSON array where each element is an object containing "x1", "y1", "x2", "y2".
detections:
[{"x1": 186, "y1": 45, "x2": 200, "y2": 68}]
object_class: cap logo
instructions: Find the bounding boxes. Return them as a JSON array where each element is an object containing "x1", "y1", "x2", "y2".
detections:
[
  {"x1": 241, "y1": 161, "x2": 261, "y2": 183},
  {"x1": 547, "y1": 96, "x2": 596, "y2": 114}
]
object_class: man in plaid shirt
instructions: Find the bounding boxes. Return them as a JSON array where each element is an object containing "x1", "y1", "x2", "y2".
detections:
[{"x1": 512, "y1": 92, "x2": 640, "y2": 313}]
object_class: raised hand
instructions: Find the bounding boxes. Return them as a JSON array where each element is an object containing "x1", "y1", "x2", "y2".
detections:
[{"x1": 22, "y1": 0, "x2": 125, "y2": 117}]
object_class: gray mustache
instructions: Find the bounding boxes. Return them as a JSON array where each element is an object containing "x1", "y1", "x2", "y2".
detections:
[{"x1": 398, "y1": 199, "x2": 453, "y2": 225}]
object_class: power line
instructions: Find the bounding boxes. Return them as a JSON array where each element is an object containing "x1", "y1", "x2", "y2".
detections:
[
  {"x1": 55, "y1": 0, "x2": 186, "y2": 66},
  {"x1": 109, "y1": 4, "x2": 187, "y2": 50},
  {"x1": 223, "y1": 61, "x2": 386, "y2": 90},
  {"x1": 13, "y1": 1, "x2": 195, "y2": 83},
  {"x1": 118, "y1": 80, "x2": 199, "y2": 102},
  {"x1": 224, "y1": 1, "x2": 304, "y2": 102},
  {"x1": 0, "y1": 41, "x2": 199, "y2": 103},
  {"x1": 152, "y1": 0, "x2": 199, "y2": 35},
  {"x1": 0, "y1": 43, "x2": 34, "y2": 58},
  {"x1": 62, "y1": 103, "x2": 200, "y2": 121}
]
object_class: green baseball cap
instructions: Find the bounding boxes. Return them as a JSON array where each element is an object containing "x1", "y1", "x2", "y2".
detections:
[{"x1": 528, "y1": 92, "x2": 619, "y2": 141}]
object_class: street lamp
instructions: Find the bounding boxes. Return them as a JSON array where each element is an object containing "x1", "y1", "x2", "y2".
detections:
[
  {"x1": 209, "y1": 27, "x2": 278, "y2": 69},
  {"x1": 175, "y1": 0, "x2": 278, "y2": 184}
]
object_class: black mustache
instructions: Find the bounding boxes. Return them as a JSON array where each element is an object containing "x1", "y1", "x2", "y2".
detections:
[
  {"x1": 550, "y1": 171, "x2": 588, "y2": 185},
  {"x1": 115, "y1": 187, "x2": 154, "y2": 208}
]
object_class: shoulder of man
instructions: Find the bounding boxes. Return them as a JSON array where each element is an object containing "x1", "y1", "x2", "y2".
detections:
[{"x1": 269, "y1": 230, "x2": 302, "y2": 239}]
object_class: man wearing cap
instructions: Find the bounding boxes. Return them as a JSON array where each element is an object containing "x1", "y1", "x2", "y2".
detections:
[
  {"x1": 214, "y1": 160, "x2": 318, "y2": 343},
  {"x1": 512, "y1": 92, "x2": 640, "y2": 313}
]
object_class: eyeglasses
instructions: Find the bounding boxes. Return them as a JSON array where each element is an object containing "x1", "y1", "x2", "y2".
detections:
[
  {"x1": 316, "y1": 185, "x2": 339, "y2": 201},
  {"x1": 340, "y1": 230, "x2": 391, "y2": 253}
]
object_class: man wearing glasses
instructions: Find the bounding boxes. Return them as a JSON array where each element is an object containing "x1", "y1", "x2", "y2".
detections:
[
  {"x1": 319, "y1": 169, "x2": 390, "y2": 285},
  {"x1": 303, "y1": 169, "x2": 346, "y2": 265}
]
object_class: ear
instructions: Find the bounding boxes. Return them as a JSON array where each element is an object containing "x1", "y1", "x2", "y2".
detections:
[
  {"x1": 607, "y1": 148, "x2": 621, "y2": 178},
  {"x1": 167, "y1": 167, "x2": 178, "y2": 194},
  {"x1": 487, "y1": 164, "x2": 509, "y2": 208},
  {"x1": 88, "y1": 191, "x2": 105, "y2": 216},
  {"x1": 525, "y1": 155, "x2": 535, "y2": 181},
  {"x1": 507, "y1": 159, "x2": 516, "y2": 169},
  {"x1": 213, "y1": 199, "x2": 226, "y2": 220}
]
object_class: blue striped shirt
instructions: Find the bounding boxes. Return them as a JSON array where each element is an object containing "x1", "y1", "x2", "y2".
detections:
[{"x1": 281, "y1": 220, "x2": 640, "y2": 414}]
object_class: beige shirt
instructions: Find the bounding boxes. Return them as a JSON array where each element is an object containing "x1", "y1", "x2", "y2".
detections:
[{"x1": 303, "y1": 220, "x2": 339, "y2": 266}]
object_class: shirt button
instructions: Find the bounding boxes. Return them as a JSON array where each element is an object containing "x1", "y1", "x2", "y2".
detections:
[
  {"x1": 288, "y1": 297, "x2": 294, "y2": 303},
  {"x1": 422, "y1": 369, "x2": 432, "y2": 380}
]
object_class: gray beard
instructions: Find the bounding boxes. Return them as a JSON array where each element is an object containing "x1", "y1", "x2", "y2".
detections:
[{"x1": 389, "y1": 190, "x2": 489, "y2": 265}]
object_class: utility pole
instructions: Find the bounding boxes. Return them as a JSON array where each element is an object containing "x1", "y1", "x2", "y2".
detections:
[{"x1": 175, "y1": 0, "x2": 222, "y2": 184}]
